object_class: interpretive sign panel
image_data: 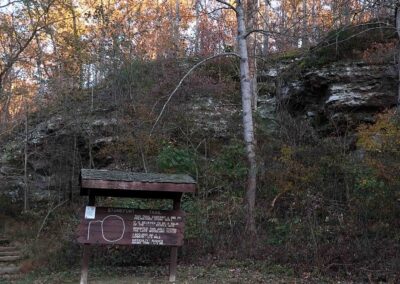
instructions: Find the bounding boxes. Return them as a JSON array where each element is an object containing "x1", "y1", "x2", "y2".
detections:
[{"x1": 77, "y1": 207, "x2": 185, "y2": 246}]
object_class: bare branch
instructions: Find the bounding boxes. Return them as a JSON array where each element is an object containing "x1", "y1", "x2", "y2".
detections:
[
  {"x1": 244, "y1": 28, "x2": 307, "y2": 40},
  {"x1": 203, "y1": 7, "x2": 232, "y2": 15},
  {"x1": 0, "y1": 0, "x2": 56, "y2": 86},
  {"x1": 36, "y1": 199, "x2": 68, "y2": 239},
  {"x1": 315, "y1": 26, "x2": 395, "y2": 51},
  {"x1": 150, "y1": 52, "x2": 240, "y2": 136},
  {"x1": 215, "y1": 0, "x2": 237, "y2": 14},
  {"x1": 245, "y1": 21, "x2": 395, "y2": 41},
  {"x1": 244, "y1": 29, "x2": 267, "y2": 39},
  {"x1": 0, "y1": 0, "x2": 21, "y2": 9}
]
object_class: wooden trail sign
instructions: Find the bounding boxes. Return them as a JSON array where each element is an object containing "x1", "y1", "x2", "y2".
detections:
[
  {"x1": 77, "y1": 169, "x2": 196, "y2": 284},
  {"x1": 80, "y1": 169, "x2": 196, "y2": 198},
  {"x1": 77, "y1": 207, "x2": 185, "y2": 246}
]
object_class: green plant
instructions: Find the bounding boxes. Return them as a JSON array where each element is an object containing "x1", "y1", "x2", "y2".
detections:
[
  {"x1": 211, "y1": 140, "x2": 246, "y2": 182},
  {"x1": 157, "y1": 144, "x2": 197, "y2": 175},
  {"x1": 266, "y1": 218, "x2": 291, "y2": 245}
]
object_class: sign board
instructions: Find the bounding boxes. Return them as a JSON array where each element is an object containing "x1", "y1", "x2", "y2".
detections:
[
  {"x1": 77, "y1": 207, "x2": 185, "y2": 246},
  {"x1": 78, "y1": 170, "x2": 196, "y2": 283},
  {"x1": 84, "y1": 206, "x2": 96, "y2": 219}
]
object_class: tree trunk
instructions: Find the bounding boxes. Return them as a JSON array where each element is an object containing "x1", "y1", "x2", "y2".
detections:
[
  {"x1": 245, "y1": 0, "x2": 258, "y2": 110},
  {"x1": 331, "y1": 1, "x2": 339, "y2": 28},
  {"x1": 343, "y1": 0, "x2": 351, "y2": 26},
  {"x1": 311, "y1": 0, "x2": 317, "y2": 43},
  {"x1": 279, "y1": 2, "x2": 287, "y2": 50},
  {"x1": 262, "y1": 0, "x2": 269, "y2": 56},
  {"x1": 69, "y1": 0, "x2": 83, "y2": 88},
  {"x1": 1, "y1": 92, "x2": 11, "y2": 130},
  {"x1": 24, "y1": 100, "x2": 29, "y2": 212},
  {"x1": 302, "y1": 0, "x2": 308, "y2": 48},
  {"x1": 236, "y1": 0, "x2": 257, "y2": 238},
  {"x1": 195, "y1": 0, "x2": 201, "y2": 55},
  {"x1": 174, "y1": 0, "x2": 181, "y2": 57}
]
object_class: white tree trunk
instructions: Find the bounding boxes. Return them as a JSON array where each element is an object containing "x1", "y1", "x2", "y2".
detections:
[{"x1": 236, "y1": 0, "x2": 257, "y2": 237}]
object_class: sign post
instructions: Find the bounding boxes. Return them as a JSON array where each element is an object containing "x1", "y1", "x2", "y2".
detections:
[{"x1": 77, "y1": 169, "x2": 196, "y2": 283}]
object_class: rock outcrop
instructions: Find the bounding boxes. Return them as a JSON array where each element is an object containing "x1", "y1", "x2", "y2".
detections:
[
  {"x1": 275, "y1": 62, "x2": 397, "y2": 134},
  {"x1": 0, "y1": 110, "x2": 121, "y2": 203},
  {"x1": 0, "y1": 60, "x2": 397, "y2": 203}
]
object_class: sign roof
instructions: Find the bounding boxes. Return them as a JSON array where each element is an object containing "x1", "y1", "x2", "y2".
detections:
[{"x1": 81, "y1": 169, "x2": 196, "y2": 184}]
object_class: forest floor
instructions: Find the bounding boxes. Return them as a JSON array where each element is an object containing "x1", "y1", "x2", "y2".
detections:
[{"x1": 11, "y1": 263, "x2": 349, "y2": 284}]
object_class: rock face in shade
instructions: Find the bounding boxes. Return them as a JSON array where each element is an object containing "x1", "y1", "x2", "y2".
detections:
[{"x1": 277, "y1": 62, "x2": 397, "y2": 134}]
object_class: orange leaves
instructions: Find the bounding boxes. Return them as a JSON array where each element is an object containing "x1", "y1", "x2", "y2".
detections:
[
  {"x1": 362, "y1": 40, "x2": 397, "y2": 65},
  {"x1": 357, "y1": 110, "x2": 400, "y2": 153}
]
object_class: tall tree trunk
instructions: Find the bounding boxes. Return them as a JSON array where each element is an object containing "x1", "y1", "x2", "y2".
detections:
[
  {"x1": 0, "y1": 69, "x2": 12, "y2": 130},
  {"x1": 302, "y1": 0, "x2": 308, "y2": 48},
  {"x1": 236, "y1": 0, "x2": 257, "y2": 238},
  {"x1": 1, "y1": 94, "x2": 10, "y2": 131},
  {"x1": 24, "y1": 100, "x2": 29, "y2": 212},
  {"x1": 69, "y1": 0, "x2": 83, "y2": 88},
  {"x1": 195, "y1": 0, "x2": 201, "y2": 55},
  {"x1": 26, "y1": 2, "x2": 45, "y2": 95},
  {"x1": 245, "y1": 0, "x2": 258, "y2": 110},
  {"x1": 343, "y1": 0, "x2": 351, "y2": 26},
  {"x1": 332, "y1": 1, "x2": 339, "y2": 28},
  {"x1": 262, "y1": 0, "x2": 269, "y2": 56},
  {"x1": 311, "y1": 0, "x2": 317, "y2": 43},
  {"x1": 174, "y1": 0, "x2": 181, "y2": 57},
  {"x1": 279, "y1": 2, "x2": 287, "y2": 50}
]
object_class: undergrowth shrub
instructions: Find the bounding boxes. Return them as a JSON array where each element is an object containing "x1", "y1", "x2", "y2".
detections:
[
  {"x1": 355, "y1": 110, "x2": 400, "y2": 229},
  {"x1": 302, "y1": 20, "x2": 396, "y2": 67},
  {"x1": 157, "y1": 144, "x2": 197, "y2": 175},
  {"x1": 362, "y1": 40, "x2": 397, "y2": 64},
  {"x1": 208, "y1": 140, "x2": 247, "y2": 194},
  {"x1": 256, "y1": 110, "x2": 400, "y2": 280}
]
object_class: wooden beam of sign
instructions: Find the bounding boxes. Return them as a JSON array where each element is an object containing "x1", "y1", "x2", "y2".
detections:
[
  {"x1": 77, "y1": 207, "x2": 185, "y2": 246},
  {"x1": 81, "y1": 179, "x2": 196, "y2": 193}
]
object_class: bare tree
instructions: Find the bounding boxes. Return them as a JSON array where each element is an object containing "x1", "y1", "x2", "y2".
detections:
[
  {"x1": 216, "y1": 0, "x2": 257, "y2": 238},
  {"x1": 152, "y1": 0, "x2": 259, "y2": 240}
]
